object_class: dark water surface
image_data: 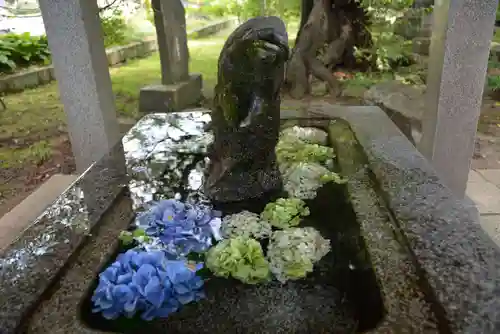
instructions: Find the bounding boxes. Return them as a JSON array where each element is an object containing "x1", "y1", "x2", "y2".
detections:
[{"x1": 80, "y1": 112, "x2": 384, "y2": 333}]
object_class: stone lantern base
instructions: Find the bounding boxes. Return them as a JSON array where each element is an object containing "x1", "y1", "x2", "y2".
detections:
[{"x1": 138, "y1": 73, "x2": 203, "y2": 113}]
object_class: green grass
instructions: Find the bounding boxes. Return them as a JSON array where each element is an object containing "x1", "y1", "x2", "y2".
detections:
[
  {"x1": 0, "y1": 30, "x2": 229, "y2": 168},
  {"x1": 0, "y1": 31, "x2": 229, "y2": 143},
  {"x1": 0, "y1": 20, "x2": 300, "y2": 168},
  {"x1": 0, "y1": 140, "x2": 52, "y2": 168}
]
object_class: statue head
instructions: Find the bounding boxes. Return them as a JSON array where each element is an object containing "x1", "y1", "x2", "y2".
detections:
[{"x1": 214, "y1": 16, "x2": 289, "y2": 127}]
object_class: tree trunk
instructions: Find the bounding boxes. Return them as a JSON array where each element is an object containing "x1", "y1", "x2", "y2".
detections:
[
  {"x1": 295, "y1": 0, "x2": 314, "y2": 42},
  {"x1": 285, "y1": 0, "x2": 372, "y2": 99}
]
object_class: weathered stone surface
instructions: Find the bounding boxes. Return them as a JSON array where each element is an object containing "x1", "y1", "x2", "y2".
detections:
[
  {"x1": 308, "y1": 103, "x2": 500, "y2": 333},
  {"x1": 328, "y1": 119, "x2": 439, "y2": 333},
  {"x1": 4, "y1": 105, "x2": 500, "y2": 333},
  {"x1": 0, "y1": 143, "x2": 128, "y2": 334},
  {"x1": 466, "y1": 170, "x2": 500, "y2": 215},
  {"x1": 419, "y1": 0, "x2": 497, "y2": 197},
  {"x1": 152, "y1": 0, "x2": 189, "y2": 85},
  {"x1": 478, "y1": 215, "x2": 500, "y2": 247},
  {"x1": 340, "y1": 84, "x2": 368, "y2": 99},
  {"x1": 364, "y1": 81, "x2": 425, "y2": 122},
  {"x1": 138, "y1": 74, "x2": 203, "y2": 113},
  {"x1": 0, "y1": 174, "x2": 78, "y2": 253},
  {"x1": 204, "y1": 16, "x2": 289, "y2": 203},
  {"x1": 39, "y1": 0, "x2": 121, "y2": 174},
  {"x1": 364, "y1": 81, "x2": 425, "y2": 144}
]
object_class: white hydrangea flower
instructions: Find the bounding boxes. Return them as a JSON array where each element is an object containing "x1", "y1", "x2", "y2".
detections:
[
  {"x1": 280, "y1": 126, "x2": 328, "y2": 145},
  {"x1": 282, "y1": 162, "x2": 332, "y2": 200},
  {"x1": 267, "y1": 227, "x2": 331, "y2": 283},
  {"x1": 221, "y1": 211, "x2": 272, "y2": 240}
]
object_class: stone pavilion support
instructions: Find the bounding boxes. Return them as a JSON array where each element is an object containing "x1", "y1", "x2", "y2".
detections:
[
  {"x1": 38, "y1": 0, "x2": 121, "y2": 173},
  {"x1": 419, "y1": 0, "x2": 499, "y2": 198}
]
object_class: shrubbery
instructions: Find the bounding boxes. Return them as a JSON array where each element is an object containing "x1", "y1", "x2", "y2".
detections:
[
  {"x1": 100, "y1": 9, "x2": 130, "y2": 48},
  {"x1": 0, "y1": 33, "x2": 50, "y2": 73},
  {"x1": 0, "y1": 9, "x2": 138, "y2": 74}
]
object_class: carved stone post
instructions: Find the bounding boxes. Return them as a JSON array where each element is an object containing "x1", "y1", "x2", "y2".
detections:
[{"x1": 139, "y1": 0, "x2": 202, "y2": 113}]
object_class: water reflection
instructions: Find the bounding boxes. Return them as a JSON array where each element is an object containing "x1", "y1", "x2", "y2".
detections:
[{"x1": 123, "y1": 111, "x2": 213, "y2": 210}]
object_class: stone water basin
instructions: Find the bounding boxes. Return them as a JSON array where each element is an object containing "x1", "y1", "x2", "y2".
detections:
[
  {"x1": 76, "y1": 114, "x2": 384, "y2": 333},
  {"x1": 3, "y1": 104, "x2": 500, "y2": 334}
]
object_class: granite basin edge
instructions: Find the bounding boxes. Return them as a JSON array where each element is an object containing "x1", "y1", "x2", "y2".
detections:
[
  {"x1": 0, "y1": 145, "x2": 128, "y2": 334},
  {"x1": 25, "y1": 110, "x2": 442, "y2": 333},
  {"x1": 328, "y1": 120, "x2": 441, "y2": 333},
  {"x1": 7, "y1": 106, "x2": 500, "y2": 333},
  {"x1": 291, "y1": 103, "x2": 500, "y2": 333},
  {"x1": 26, "y1": 194, "x2": 136, "y2": 334}
]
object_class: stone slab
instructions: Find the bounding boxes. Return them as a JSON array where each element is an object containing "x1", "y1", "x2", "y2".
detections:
[
  {"x1": 419, "y1": 0, "x2": 497, "y2": 197},
  {"x1": 479, "y1": 215, "x2": 500, "y2": 248},
  {"x1": 476, "y1": 169, "x2": 500, "y2": 188},
  {"x1": 0, "y1": 143, "x2": 128, "y2": 334},
  {"x1": 138, "y1": 73, "x2": 203, "y2": 113},
  {"x1": 466, "y1": 170, "x2": 500, "y2": 214},
  {"x1": 0, "y1": 174, "x2": 78, "y2": 253},
  {"x1": 364, "y1": 81, "x2": 425, "y2": 144},
  {"x1": 290, "y1": 103, "x2": 500, "y2": 333}
]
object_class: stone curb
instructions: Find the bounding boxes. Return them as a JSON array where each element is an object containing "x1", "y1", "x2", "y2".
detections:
[
  {"x1": 187, "y1": 17, "x2": 237, "y2": 39},
  {"x1": 0, "y1": 174, "x2": 78, "y2": 254},
  {"x1": 0, "y1": 18, "x2": 236, "y2": 94},
  {"x1": 0, "y1": 36, "x2": 158, "y2": 94}
]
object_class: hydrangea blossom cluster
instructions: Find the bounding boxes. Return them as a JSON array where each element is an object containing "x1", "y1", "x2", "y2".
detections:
[
  {"x1": 206, "y1": 236, "x2": 271, "y2": 284},
  {"x1": 280, "y1": 126, "x2": 328, "y2": 145},
  {"x1": 134, "y1": 199, "x2": 222, "y2": 259},
  {"x1": 267, "y1": 227, "x2": 331, "y2": 283},
  {"x1": 276, "y1": 134, "x2": 334, "y2": 172},
  {"x1": 221, "y1": 211, "x2": 272, "y2": 240},
  {"x1": 261, "y1": 198, "x2": 310, "y2": 229},
  {"x1": 282, "y1": 162, "x2": 344, "y2": 200},
  {"x1": 92, "y1": 249, "x2": 205, "y2": 321}
]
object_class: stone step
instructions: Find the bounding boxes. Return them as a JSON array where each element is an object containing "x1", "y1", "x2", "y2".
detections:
[{"x1": 0, "y1": 174, "x2": 78, "y2": 253}]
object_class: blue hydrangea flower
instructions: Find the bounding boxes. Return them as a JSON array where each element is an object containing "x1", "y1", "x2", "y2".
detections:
[
  {"x1": 91, "y1": 249, "x2": 205, "y2": 321},
  {"x1": 135, "y1": 199, "x2": 221, "y2": 259}
]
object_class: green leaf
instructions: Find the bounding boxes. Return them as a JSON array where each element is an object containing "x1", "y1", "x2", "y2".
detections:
[{"x1": 118, "y1": 230, "x2": 134, "y2": 245}]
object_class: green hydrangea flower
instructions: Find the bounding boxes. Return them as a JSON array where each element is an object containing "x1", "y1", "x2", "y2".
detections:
[
  {"x1": 205, "y1": 237, "x2": 271, "y2": 284},
  {"x1": 280, "y1": 126, "x2": 328, "y2": 145},
  {"x1": 276, "y1": 135, "x2": 334, "y2": 170},
  {"x1": 282, "y1": 162, "x2": 346, "y2": 200},
  {"x1": 222, "y1": 211, "x2": 272, "y2": 240},
  {"x1": 267, "y1": 227, "x2": 331, "y2": 283},
  {"x1": 261, "y1": 198, "x2": 310, "y2": 229}
]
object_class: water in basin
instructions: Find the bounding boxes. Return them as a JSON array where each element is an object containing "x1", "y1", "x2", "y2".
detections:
[{"x1": 79, "y1": 111, "x2": 384, "y2": 333}]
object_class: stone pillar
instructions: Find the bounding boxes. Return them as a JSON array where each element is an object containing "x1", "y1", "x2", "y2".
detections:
[
  {"x1": 38, "y1": 0, "x2": 121, "y2": 173},
  {"x1": 419, "y1": 0, "x2": 498, "y2": 198},
  {"x1": 139, "y1": 0, "x2": 202, "y2": 113}
]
